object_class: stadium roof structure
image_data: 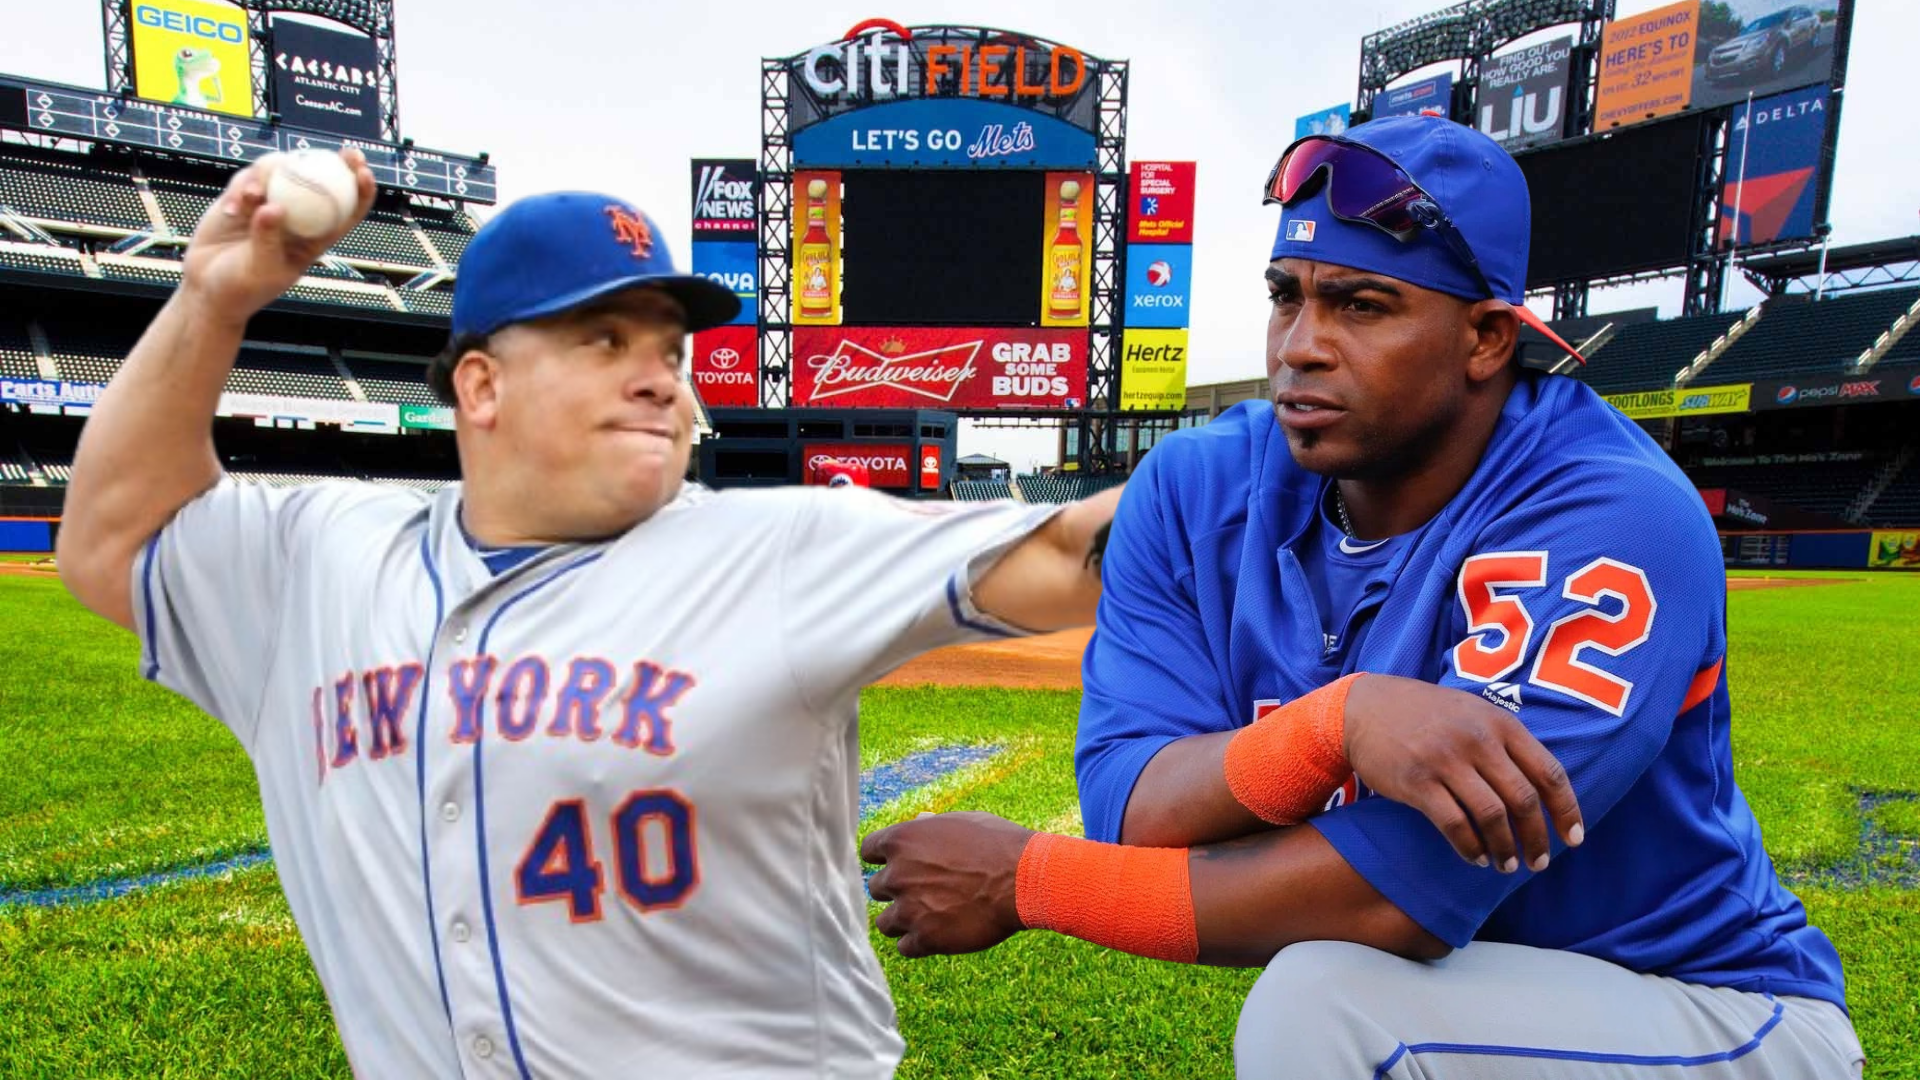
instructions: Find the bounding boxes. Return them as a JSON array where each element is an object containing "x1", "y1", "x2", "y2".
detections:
[{"x1": 1740, "y1": 236, "x2": 1920, "y2": 298}]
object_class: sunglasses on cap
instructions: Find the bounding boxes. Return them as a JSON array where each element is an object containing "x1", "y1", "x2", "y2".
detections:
[{"x1": 1263, "y1": 135, "x2": 1586, "y2": 365}]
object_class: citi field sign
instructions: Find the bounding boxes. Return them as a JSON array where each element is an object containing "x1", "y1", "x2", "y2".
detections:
[{"x1": 782, "y1": 21, "x2": 1104, "y2": 140}]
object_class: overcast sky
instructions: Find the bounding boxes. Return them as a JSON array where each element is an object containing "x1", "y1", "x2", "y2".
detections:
[{"x1": 3, "y1": 1, "x2": 1913, "y2": 470}]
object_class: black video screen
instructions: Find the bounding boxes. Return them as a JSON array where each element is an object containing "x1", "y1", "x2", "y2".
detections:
[
  {"x1": 1519, "y1": 114, "x2": 1705, "y2": 288},
  {"x1": 839, "y1": 170, "x2": 1046, "y2": 325}
]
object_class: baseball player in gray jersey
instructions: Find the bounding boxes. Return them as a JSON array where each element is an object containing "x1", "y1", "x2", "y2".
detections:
[{"x1": 57, "y1": 150, "x2": 1121, "y2": 1077}]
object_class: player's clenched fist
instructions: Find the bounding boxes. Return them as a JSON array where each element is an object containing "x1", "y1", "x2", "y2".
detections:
[
  {"x1": 180, "y1": 148, "x2": 377, "y2": 324},
  {"x1": 1343, "y1": 675, "x2": 1584, "y2": 874},
  {"x1": 862, "y1": 812, "x2": 1033, "y2": 958}
]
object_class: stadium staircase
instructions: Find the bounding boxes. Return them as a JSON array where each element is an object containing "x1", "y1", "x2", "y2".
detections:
[
  {"x1": 1675, "y1": 304, "x2": 1766, "y2": 387},
  {"x1": 1566, "y1": 311, "x2": 1745, "y2": 395},
  {"x1": 1698, "y1": 288, "x2": 1920, "y2": 384},
  {"x1": 1852, "y1": 292, "x2": 1920, "y2": 373},
  {"x1": 1846, "y1": 446, "x2": 1916, "y2": 525}
]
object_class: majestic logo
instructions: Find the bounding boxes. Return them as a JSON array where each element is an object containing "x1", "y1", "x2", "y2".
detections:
[
  {"x1": 804, "y1": 337, "x2": 982, "y2": 403},
  {"x1": 1286, "y1": 219, "x2": 1315, "y2": 243},
  {"x1": 1146, "y1": 260, "x2": 1173, "y2": 287},
  {"x1": 605, "y1": 206, "x2": 654, "y2": 258},
  {"x1": 708, "y1": 347, "x2": 741, "y2": 370},
  {"x1": 1481, "y1": 681, "x2": 1523, "y2": 714}
]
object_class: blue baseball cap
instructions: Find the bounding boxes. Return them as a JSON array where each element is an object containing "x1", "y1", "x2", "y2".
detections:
[
  {"x1": 452, "y1": 191, "x2": 739, "y2": 339},
  {"x1": 1270, "y1": 115, "x2": 1531, "y2": 304}
]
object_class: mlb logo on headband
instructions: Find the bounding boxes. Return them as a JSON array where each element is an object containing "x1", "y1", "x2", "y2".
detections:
[{"x1": 1285, "y1": 219, "x2": 1316, "y2": 243}]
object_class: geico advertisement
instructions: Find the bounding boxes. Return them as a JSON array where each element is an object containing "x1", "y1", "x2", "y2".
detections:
[
  {"x1": 791, "y1": 326, "x2": 1087, "y2": 409},
  {"x1": 690, "y1": 326, "x2": 758, "y2": 407},
  {"x1": 791, "y1": 170, "x2": 843, "y2": 325},
  {"x1": 1040, "y1": 172, "x2": 1093, "y2": 327},
  {"x1": 132, "y1": 0, "x2": 255, "y2": 117}
]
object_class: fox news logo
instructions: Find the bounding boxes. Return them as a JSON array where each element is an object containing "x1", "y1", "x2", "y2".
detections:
[{"x1": 693, "y1": 163, "x2": 755, "y2": 235}]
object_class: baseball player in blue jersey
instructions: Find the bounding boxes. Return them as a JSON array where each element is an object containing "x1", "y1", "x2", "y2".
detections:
[
  {"x1": 863, "y1": 115, "x2": 1863, "y2": 1077},
  {"x1": 54, "y1": 150, "x2": 1139, "y2": 1077}
]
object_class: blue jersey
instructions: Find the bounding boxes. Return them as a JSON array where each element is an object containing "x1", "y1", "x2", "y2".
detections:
[{"x1": 1075, "y1": 370, "x2": 1846, "y2": 1010}]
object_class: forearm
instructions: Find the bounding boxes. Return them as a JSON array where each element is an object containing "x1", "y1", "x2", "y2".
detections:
[
  {"x1": 60, "y1": 289, "x2": 242, "y2": 618},
  {"x1": 1120, "y1": 732, "x2": 1272, "y2": 847}
]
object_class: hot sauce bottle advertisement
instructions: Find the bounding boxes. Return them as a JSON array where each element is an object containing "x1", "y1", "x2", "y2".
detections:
[
  {"x1": 1040, "y1": 171, "x2": 1093, "y2": 327},
  {"x1": 792, "y1": 170, "x2": 843, "y2": 325}
]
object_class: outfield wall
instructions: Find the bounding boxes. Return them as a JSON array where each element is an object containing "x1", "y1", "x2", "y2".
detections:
[
  {"x1": 0, "y1": 517, "x2": 55, "y2": 553},
  {"x1": 1723, "y1": 529, "x2": 1920, "y2": 571}
]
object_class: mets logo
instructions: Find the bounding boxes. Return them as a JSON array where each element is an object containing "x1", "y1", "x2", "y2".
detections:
[{"x1": 605, "y1": 206, "x2": 654, "y2": 258}]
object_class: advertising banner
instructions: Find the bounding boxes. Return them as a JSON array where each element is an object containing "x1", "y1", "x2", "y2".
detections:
[
  {"x1": 791, "y1": 99, "x2": 1097, "y2": 169},
  {"x1": 1040, "y1": 172, "x2": 1094, "y2": 327},
  {"x1": 1869, "y1": 531, "x2": 1920, "y2": 569},
  {"x1": 690, "y1": 159, "x2": 757, "y2": 238},
  {"x1": 1718, "y1": 85, "x2": 1829, "y2": 248},
  {"x1": 1752, "y1": 372, "x2": 1911, "y2": 410},
  {"x1": 1602, "y1": 382, "x2": 1750, "y2": 418},
  {"x1": 269, "y1": 17, "x2": 381, "y2": 139},
  {"x1": 690, "y1": 325, "x2": 758, "y2": 408},
  {"x1": 1375, "y1": 73, "x2": 1454, "y2": 120},
  {"x1": 218, "y1": 391, "x2": 399, "y2": 431},
  {"x1": 918, "y1": 443, "x2": 943, "y2": 490},
  {"x1": 691, "y1": 241, "x2": 758, "y2": 327},
  {"x1": 0, "y1": 378, "x2": 104, "y2": 409},
  {"x1": 1478, "y1": 36, "x2": 1574, "y2": 150},
  {"x1": 801, "y1": 443, "x2": 913, "y2": 488},
  {"x1": 791, "y1": 170, "x2": 843, "y2": 325},
  {"x1": 1595, "y1": 0, "x2": 1699, "y2": 130},
  {"x1": 1128, "y1": 161, "x2": 1196, "y2": 244},
  {"x1": 1692, "y1": 0, "x2": 1846, "y2": 114},
  {"x1": 399, "y1": 404, "x2": 454, "y2": 431},
  {"x1": 1123, "y1": 244, "x2": 1193, "y2": 329},
  {"x1": 132, "y1": 0, "x2": 255, "y2": 118},
  {"x1": 791, "y1": 326, "x2": 1087, "y2": 409},
  {"x1": 1294, "y1": 103, "x2": 1352, "y2": 140},
  {"x1": 1119, "y1": 328, "x2": 1189, "y2": 412}
]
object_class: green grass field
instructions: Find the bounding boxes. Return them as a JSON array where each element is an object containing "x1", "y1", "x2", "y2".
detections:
[{"x1": 2, "y1": 570, "x2": 1916, "y2": 1077}]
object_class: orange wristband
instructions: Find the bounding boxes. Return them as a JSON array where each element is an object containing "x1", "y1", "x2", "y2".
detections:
[
  {"x1": 1014, "y1": 832, "x2": 1199, "y2": 964},
  {"x1": 1222, "y1": 673, "x2": 1361, "y2": 825}
]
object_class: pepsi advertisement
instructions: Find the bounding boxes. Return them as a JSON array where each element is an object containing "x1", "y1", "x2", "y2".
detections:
[
  {"x1": 1123, "y1": 245, "x2": 1193, "y2": 329},
  {"x1": 791, "y1": 98, "x2": 1096, "y2": 168},
  {"x1": 1718, "y1": 85, "x2": 1829, "y2": 248}
]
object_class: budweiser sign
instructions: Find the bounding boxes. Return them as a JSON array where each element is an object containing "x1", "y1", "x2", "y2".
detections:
[
  {"x1": 802, "y1": 442, "x2": 912, "y2": 487},
  {"x1": 691, "y1": 326, "x2": 757, "y2": 407},
  {"x1": 792, "y1": 326, "x2": 1087, "y2": 409}
]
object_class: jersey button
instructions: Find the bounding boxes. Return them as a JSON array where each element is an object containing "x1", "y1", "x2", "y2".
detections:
[
  {"x1": 451, "y1": 624, "x2": 468, "y2": 644},
  {"x1": 472, "y1": 1035, "x2": 494, "y2": 1059},
  {"x1": 440, "y1": 801, "x2": 460, "y2": 823},
  {"x1": 451, "y1": 920, "x2": 470, "y2": 944}
]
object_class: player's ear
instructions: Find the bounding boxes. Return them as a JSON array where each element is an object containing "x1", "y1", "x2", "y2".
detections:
[
  {"x1": 1464, "y1": 300, "x2": 1520, "y2": 385},
  {"x1": 453, "y1": 345, "x2": 503, "y2": 429}
]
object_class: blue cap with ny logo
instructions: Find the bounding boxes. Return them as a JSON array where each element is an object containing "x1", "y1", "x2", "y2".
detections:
[{"x1": 452, "y1": 191, "x2": 740, "y2": 339}]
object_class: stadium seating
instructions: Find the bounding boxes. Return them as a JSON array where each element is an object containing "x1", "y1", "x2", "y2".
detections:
[
  {"x1": 0, "y1": 245, "x2": 87, "y2": 277},
  {"x1": 146, "y1": 176, "x2": 221, "y2": 235},
  {"x1": 0, "y1": 320, "x2": 39, "y2": 380},
  {"x1": 400, "y1": 289, "x2": 455, "y2": 317},
  {"x1": 0, "y1": 150, "x2": 152, "y2": 230},
  {"x1": 1865, "y1": 453, "x2": 1920, "y2": 527},
  {"x1": 1689, "y1": 456, "x2": 1885, "y2": 523},
  {"x1": 332, "y1": 211, "x2": 432, "y2": 265},
  {"x1": 1569, "y1": 311, "x2": 1745, "y2": 394},
  {"x1": 94, "y1": 256, "x2": 184, "y2": 287},
  {"x1": 226, "y1": 350, "x2": 351, "y2": 400},
  {"x1": 411, "y1": 203, "x2": 480, "y2": 265},
  {"x1": 1015, "y1": 474, "x2": 1125, "y2": 503},
  {"x1": 46, "y1": 326, "x2": 138, "y2": 385},
  {"x1": 949, "y1": 479, "x2": 1010, "y2": 501},
  {"x1": 343, "y1": 357, "x2": 439, "y2": 407},
  {"x1": 1705, "y1": 287, "x2": 1920, "y2": 383},
  {"x1": 281, "y1": 283, "x2": 398, "y2": 311}
]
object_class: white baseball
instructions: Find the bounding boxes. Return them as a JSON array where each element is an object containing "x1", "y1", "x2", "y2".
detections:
[{"x1": 265, "y1": 149, "x2": 359, "y2": 239}]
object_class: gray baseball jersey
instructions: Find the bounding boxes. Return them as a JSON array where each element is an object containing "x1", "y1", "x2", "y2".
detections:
[{"x1": 131, "y1": 476, "x2": 1061, "y2": 1077}]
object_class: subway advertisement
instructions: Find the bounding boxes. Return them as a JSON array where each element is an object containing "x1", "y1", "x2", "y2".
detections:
[
  {"x1": 1603, "y1": 382, "x2": 1752, "y2": 419},
  {"x1": 132, "y1": 0, "x2": 255, "y2": 118},
  {"x1": 790, "y1": 327, "x2": 1087, "y2": 409}
]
